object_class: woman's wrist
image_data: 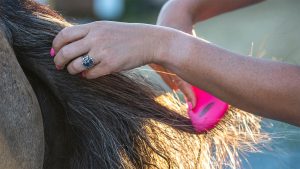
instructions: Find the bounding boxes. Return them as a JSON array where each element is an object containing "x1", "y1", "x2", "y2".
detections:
[{"x1": 153, "y1": 27, "x2": 195, "y2": 72}]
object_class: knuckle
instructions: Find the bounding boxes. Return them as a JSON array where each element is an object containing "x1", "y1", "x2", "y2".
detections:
[
  {"x1": 94, "y1": 21, "x2": 109, "y2": 33},
  {"x1": 100, "y1": 48, "x2": 110, "y2": 57},
  {"x1": 86, "y1": 31, "x2": 99, "y2": 43},
  {"x1": 60, "y1": 27, "x2": 70, "y2": 41},
  {"x1": 101, "y1": 60, "x2": 113, "y2": 70},
  {"x1": 68, "y1": 62, "x2": 79, "y2": 74},
  {"x1": 60, "y1": 47, "x2": 67, "y2": 60},
  {"x1": 89, "y1": 35, "x2": 99, "y2": 44},
  {"x1": 81, "y1": 37, "x2": 89, "y2": 47}
]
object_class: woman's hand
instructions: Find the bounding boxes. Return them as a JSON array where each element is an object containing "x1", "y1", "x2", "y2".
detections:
[
  {"x1": 153, "y1": 0, "x2": 199, "y2": 106},
  {"x1": 52, "y1": 21, "x2": 172, "y2": 79}
]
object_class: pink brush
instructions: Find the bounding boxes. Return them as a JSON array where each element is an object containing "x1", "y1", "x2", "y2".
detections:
[{"x1": 188, "y1": 86, "x2": 229, "y2": 133}]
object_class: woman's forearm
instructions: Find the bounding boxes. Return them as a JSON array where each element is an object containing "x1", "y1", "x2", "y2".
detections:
[
  {"x1": 51, "y1": 21, "x2": 300, "y2": 126},
  {"x1": 155, "y1": 0, "x2": 265, "y2": 107},
  {"x1": 158, "y1": 31, "x2": 300, "y2": 126}
]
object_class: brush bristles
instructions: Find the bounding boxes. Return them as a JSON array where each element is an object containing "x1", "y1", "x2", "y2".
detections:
[{"x1": 152, "y1": 93, "x2": 270, "y2": 169}]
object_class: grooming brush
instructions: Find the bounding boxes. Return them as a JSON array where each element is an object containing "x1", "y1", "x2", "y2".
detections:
[{"x1": 188, "y1": 86, "x2": 228, "y2": 133}]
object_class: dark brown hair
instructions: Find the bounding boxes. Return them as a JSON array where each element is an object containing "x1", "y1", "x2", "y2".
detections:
[{"x1": 0, "y1": 0, "x2": 269, "y2": 168}]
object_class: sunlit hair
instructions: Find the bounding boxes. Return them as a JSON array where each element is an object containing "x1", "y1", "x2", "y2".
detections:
[{"x1": 0, "y1": 0, "x2": 269, "y2": 168}]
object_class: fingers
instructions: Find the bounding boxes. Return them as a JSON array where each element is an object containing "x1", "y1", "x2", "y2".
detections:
[
  {"x1": 52, "y1": 24, "x2": 90, "y2": 52},
  {"x1": 176, "y1": 78, "x2": 196, "y2": 108},
  {"x1": 82, "y1": 62, "x2": 112, "y2": 79},
  {"x1": 50, "y1": 21, "x2": 164, "y2": 79},
  {"x1": 54, "y1": 38, "x2": 90, "y2": 69},
  {"x1": 51, "y1": 22, "x2": 114, "y2": 78},
  {"x1": 67, "y1": 52, "x2": 101, "y2": 75}
]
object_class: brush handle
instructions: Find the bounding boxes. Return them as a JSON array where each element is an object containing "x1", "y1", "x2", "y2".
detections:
[{"x1": 188, "y1": 86, "x2": 228, "y2": 133}]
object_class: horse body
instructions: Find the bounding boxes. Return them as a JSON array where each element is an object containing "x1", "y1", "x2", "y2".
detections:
[{"x1": 0, "y1": 31, "x2": 44, "y2": 169}]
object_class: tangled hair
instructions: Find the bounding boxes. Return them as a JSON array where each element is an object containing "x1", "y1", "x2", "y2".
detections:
[{"x1": 0, "y1": 0, "x2": 269, "y2": 169}]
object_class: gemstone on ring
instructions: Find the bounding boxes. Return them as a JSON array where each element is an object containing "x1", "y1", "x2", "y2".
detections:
[{"x1": 82, "y1": 55, "x2": 94, "y2": 69}]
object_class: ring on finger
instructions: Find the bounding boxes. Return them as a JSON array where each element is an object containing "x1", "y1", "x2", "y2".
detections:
[{"x1": 82, "y1": 55, "x2": 95, "y2": 69}]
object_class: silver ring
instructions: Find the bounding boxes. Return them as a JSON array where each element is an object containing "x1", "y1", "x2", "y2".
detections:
[{"x1": 82, "y1": 55, "x2": 95, "y2": 69}]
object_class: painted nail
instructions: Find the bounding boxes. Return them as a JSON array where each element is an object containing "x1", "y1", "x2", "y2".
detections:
[
  {"x1": 50, "y1": 48, "x2": 55, "y2": 57},
  {"x1": 81, "y1": 71, "x2": 86, "y2": 77},
  {"x1": 56, "y1": 65, "x2": 62, "y2": 70},
  {"x1": 187, "y1": 102, "x2": 193, "y2": 110}
]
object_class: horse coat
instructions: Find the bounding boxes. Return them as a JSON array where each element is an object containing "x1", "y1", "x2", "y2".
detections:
[{"x1": 0, "y1": 31, "x2": 44, "y2": 169}]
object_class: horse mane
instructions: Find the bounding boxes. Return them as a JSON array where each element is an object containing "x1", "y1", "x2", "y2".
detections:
[{"x1": 0, "y1": 0, "x2": 269, "y2": 168}]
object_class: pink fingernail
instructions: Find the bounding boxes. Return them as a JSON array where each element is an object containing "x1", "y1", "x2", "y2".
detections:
[
  {"x1": 50, "y1": 48, "x2": 55, "y2": 57},
  {"x1": 56, "y1": 65, "x2": 62, "y2": 70},
  {"x1": 81, "y1": 71, "x2": 86, "y2": 77},
  {"x1": 187, "y1": 102, "x2": 193, "y2": 110}
]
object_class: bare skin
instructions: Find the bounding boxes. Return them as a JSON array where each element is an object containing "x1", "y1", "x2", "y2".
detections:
[
  {"x1": 52, "y1": 0, "x2": 300, "y2": 126},
  {"x1": 153, "y1": 0, "x2": 264, "y2": 107}
]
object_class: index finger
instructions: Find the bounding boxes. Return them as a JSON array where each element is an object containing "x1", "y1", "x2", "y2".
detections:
[{"x1": 52, "y1": 24, "x2": 90, "y2": 53}]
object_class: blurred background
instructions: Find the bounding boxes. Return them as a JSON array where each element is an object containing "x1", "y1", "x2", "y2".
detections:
[
  {"x1": 36, "y1": 0, "x2": 165, "y2": 23},
  {"x1": 36, "y1": 0, "x2": 300, "y2": 168}
]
